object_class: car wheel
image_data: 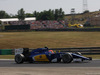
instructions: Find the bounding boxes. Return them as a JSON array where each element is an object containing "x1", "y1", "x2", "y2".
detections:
[
  {"x1": 62, "y1": 53, "x2": 73, "y2": 63},
  {"x1": 28, "y1": 61, "x2": 33, "y2": 63},
  {"x1": 28, "y1": 58, "x2": 33, "y2": 63},
  {"x1": 57, "y1": 58, "x2": 61, "y2": 63},
  {"x1": 88, "y1": 57, "x2": 92, "y2": 61},
  {"x1": 15, "y1": 54, "x2": 24, "y2": 64}
]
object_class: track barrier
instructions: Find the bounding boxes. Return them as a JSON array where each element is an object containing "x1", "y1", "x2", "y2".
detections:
[
  {"x1": 49, "y1": 47, "x2": 100, "y2": 55},
  {"x1": 0, "y1": 49, "x2": 13, "y2": 55},
  {"x1": 0, "y1": 47, "x2": 100, "y2": 55}
]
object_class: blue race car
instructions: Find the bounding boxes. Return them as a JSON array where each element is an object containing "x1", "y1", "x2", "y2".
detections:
[{"x1": 15, "y1": 47, "x2": 92, "y2": 64}]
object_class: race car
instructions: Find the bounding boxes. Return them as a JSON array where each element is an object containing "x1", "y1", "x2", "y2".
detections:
[{"x1": 15, "y1": 47, "x2": 92, "y2": 64}]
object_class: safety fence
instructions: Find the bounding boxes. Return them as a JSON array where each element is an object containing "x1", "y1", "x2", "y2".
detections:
[
  {"x1": 0, "y1": 47, "x2": 100, "y2": 55},
  {"x1": 49, "y1": 47, "x2": 100, "y2": 55},
  {"x1": 2, "y1": 27, "x2": 100, "y2": 32},
  {"x1": 34, "y1": 28, "x2": 100, "y2": 31}
]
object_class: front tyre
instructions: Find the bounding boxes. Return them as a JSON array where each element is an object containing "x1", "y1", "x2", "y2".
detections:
[
  {"x1": 15, "y1": 54, "x2": 24, "y2": 64},
  {"x1": 88, "y1": 57, "x2": 92, "y2": 61},
  {"x1": 62, "y1": 53, "x2": 73, "y2": 63}
]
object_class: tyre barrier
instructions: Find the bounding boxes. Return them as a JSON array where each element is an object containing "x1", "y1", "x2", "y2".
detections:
[{"x1": 0, "y1": 49, "x2": 13, "y2": 55}]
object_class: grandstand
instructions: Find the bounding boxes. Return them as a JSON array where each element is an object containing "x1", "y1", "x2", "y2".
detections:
[
  {"x1": 4, "y1": 20, "x2": 65, "y2": 30},
  {"x1": 30, "y1": 21, "x2": 65, "y2": 29},
  {"x1": 0, "y1": 17, "x2": 66, "y2": 30},
  {"x1": 0, "y1": 10, "x2": 100, "y2": 31}
]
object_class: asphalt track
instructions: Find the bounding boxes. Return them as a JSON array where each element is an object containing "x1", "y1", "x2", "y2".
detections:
[{"x1": 0, "y1": 59, "x2": 100, "y2": 67}]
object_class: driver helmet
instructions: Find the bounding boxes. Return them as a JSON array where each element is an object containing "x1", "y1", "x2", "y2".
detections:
[{"x1": 49, "y1": 50, "x2": 54, "y2": 54}]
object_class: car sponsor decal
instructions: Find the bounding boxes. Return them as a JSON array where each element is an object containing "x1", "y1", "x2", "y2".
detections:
[{"x1": 33, "y1": 54, "x2": 49, "y2": 61}]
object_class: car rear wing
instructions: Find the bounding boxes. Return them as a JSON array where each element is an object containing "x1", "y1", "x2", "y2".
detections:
[
  {"x1": 15, "y1": 48, "x2": 29, "y2": 55},
  {"x1": 15, "y1": 48, "x2": 24, "y2": 55}
]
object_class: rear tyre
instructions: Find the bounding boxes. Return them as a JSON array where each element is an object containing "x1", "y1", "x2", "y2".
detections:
[
  {"x1": 28, "y1": 58, "x2": 33, "y2": 63},
  {"x1": 57, "y1": 58, "x2": 61, "y2": 63},
  {"x1": 62, "y1": 53, "x2": 73, "y2": 63},
  {"x1": 15, "y1": 54, "x2": 24, "y2": 64}
]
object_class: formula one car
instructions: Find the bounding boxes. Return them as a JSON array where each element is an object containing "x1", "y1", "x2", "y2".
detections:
[{"x1": 15, "y1": 47, "x2": 92, "y2": 64}]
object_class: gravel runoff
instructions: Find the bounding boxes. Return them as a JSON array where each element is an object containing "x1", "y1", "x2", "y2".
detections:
[{"x1": 0, "y1": 67, "x2": 100, "y2": 75}]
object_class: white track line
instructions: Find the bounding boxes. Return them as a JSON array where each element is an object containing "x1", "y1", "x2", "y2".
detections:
[{"x1": 0, "y1": 59, "x2": 14, "y2": 60}]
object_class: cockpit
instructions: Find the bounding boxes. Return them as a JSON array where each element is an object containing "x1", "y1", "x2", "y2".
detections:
[{"x1": 48, "y1": 50, "x2": 54, "y2": 54}]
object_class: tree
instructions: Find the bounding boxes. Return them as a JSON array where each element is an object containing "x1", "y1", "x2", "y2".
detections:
[
  {"x1": 25, "y1": 13, "x2": 33, "y2": 17},
  {"x1": 33, "y1": 11, "x2": 37, "y2": 17},
  {"x1": 33, "y1": 8, "x2": 65, "y2": 20},
  {"x1": 83, "y1": 10, "x2": 89, "y2": 14},
  {"x1": 54, "y1": 9, "x2": 59, "y2": 20},
  {"x1": 17, "y1": 8, "x2": 25, "y2": 21},
  {"x1": 58, "y1": 8, "x2": 65, "y2": 20},
  {"x1": 0, "y1": 10, "x2": 10, "y2": 19},
  {"x1": 39, "y1": 10, "x2": 54, "y2": 20},
  {"x1": 54, "y1": 8, "x2": 65, "y2": 20},
  {"x1": 48, "y1": 9, "x2": 55, "y2": 20}
]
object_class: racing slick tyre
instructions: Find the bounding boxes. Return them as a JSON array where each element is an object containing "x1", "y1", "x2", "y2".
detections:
[
  {"x1": 28, "y1": 58, "x2": 33, "y2": 63},
  {"x1": 57, "y1": 58, "x2": 61, "y2": 63},
  {"x1": 88, "y1": 57, "x2": 92, "y2": 61},
  {"x1": 62, "y1": 53, "x2": 73, "y2": 63},
  {"x1": 15, "y1": 54, "x2": 25, "y2": 64}
]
